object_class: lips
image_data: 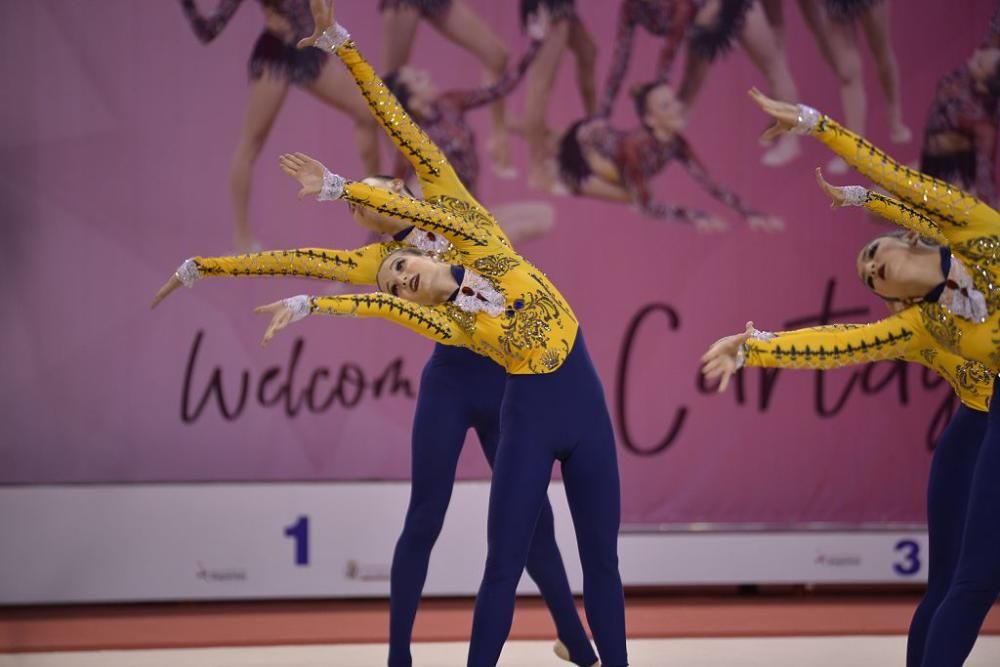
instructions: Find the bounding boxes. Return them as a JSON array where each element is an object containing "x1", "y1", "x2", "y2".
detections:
[
  {"x1": 878, "y1": 264, "x2": 886, "y2": 281},
  {"x1": 410, "y1": 275, "x2": 420, "y2": 292}
]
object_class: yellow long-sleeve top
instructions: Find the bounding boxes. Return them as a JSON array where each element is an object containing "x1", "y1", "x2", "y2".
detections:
[
  {"x1": 304, "y1": 180, "x2": 579, "y2": 375},
  {"x1": 274, "y1": 25, "x2": 578, "y2": 374},
  {"x1": 741, "y1": 306, "x2": 995, "y2": 412},
  {"x1": 757, "y1": 107, "x2": 1000, "y2": 376},
  {"x1": 323, "y1": 23, "x2": 504, "y2": 237},
  {"x1": 807, "y1": 111, "x2": 1000, "y2": 230},
  {"x1": 180, "y1": 227, "x2": 453, "y2": 288}
]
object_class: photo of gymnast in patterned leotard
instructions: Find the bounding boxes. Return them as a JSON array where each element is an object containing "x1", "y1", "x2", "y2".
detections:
[
  {"x1": 918, "y1": 4, "x2": 1000, "y2": 206},
  {"x1": 179, "y1": 0, "x2": 381, "y2": 252},
  {"x1": 557, "y1": 81, "x2": 782, "y2": 232},
  {"x1": 597, "y1": 0, "x2": 803, "y2": 168},
  {"x1": 382, "y1": 32, "x2": 556, "y2": 243},
  {"x1": 379, "y1": 0, "x2": 520, "y2": 177}
]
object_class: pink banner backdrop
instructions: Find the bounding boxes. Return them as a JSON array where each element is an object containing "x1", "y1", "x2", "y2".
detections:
[{"x1": 1, "y1": 0, "x2": 995, "y2": 526}]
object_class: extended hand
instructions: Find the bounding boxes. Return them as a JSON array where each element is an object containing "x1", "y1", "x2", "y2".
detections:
[
  {"x1": 255, "y1": 300, "x2": 297, "y2": 347},
  {"x1": 699, "y1": 321, "x2": 756, "y2": 392},
  {"x1": 747, "y1": 214, "x2": 784, "y2": 232},
  {"x1": 749, "y1": 87, "x2": 799, "y2": 142},
  {"x1": 298, "y1": 0, "x2": 334, "y2": 49},
  {"x1": 814, "y1": 167, "x2": 849, "y2": 208},
  {"x1": 279, "y1": 152, "x2": 327, "y2": 198},
  {"x1": 694, "y1": 215, "x2": 729, "y2": 233},
  {"x1": 150, "y1": 273, "x2": 183, "y2": 309}
]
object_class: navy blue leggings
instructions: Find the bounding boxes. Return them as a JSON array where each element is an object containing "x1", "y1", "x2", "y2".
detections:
[
  {"x1": 468, "y1": 334, "x2": 628, "y2": 667},
  {"x1": 920, "y1": 377, "x2": 1000, "y2": 667},
  {"x1": 907, "y1": 405, "x2": 987, "y2": 667},
  {"x1": 388, "y1": 344, "x2": 597, "y2": 667}
]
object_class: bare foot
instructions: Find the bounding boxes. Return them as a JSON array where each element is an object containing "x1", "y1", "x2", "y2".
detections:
[
  {"x1": 761, "y1": 133, "x2": 801, "y2": 167},
  {"x1": 825, "y1": 155, "x2": 849, "y2": 175},
  {"x1": 233, "y1": 230, "x2": 261, "y2": 254},
  {"x1": 890, "y1": 122, "x2": 913, "y2": 144},
  {"x1": 528, "y1": 159, "x2": 559, "y2": 192}
]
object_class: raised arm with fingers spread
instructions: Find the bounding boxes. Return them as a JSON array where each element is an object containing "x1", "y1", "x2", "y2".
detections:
[{"x1": 816, "y1": 173, "x2": 950, "y2": 246}]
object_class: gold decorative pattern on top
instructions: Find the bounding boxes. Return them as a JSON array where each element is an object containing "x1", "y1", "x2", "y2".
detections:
[
  {"x1": 919, "y1": 303, "x2": 964, "y2": 353},
  {"x1": 427, "y1": 194, "x2": 497, "y2": 232},
  {"x1": 955, "y1": 360, "x2": 994, "y2": 392},
  {"x1": 954, "y1": 236, "x2": 1000, "y2": 266},
  {"x1": 498, "y1": 289, "x2": 565, "y2": 356},
  {"x1": 443, "y1": 303, "x2": 477, "y2": 334},
  {"x1": 472, "y1": 254, "x2": 521, "y2": 279}
]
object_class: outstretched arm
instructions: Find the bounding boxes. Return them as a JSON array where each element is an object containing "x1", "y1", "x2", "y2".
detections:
[
  {"x1": 255, "y1": 293, "x2": 469, "y2": 348},
  {"x1": 618, "y1": 135, "x2": 727, "y2": 231},
  {"x1": 284, "y1": 157, "x2": 499, "y2": 252},
  {"x1": 178, "y1": 0, "x2": 245, "y2": 43},
  {"x1": 298, "y1": 1, "x2": 467, "y2": 202},
  {"x1": 447, "y1": 39, "x2": 543, "y2": 112},
  {"x1": 150, "y1": 244, "x2": 390, "y2": 308},
  {"x1": 701, "y1": 314, "x2": 918, "y2": 391},
  {"x1": 750, "y1": 87, "x2": 999, "y2": 232},
  {"x1": 676, "y1": 137, "x2": 782, "y2": 231},
  {"x1": 815, "y1": 169, "x2": 949, "y2": 245}
]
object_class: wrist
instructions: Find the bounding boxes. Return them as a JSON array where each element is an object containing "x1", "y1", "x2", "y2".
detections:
[
  {"x1": 315, "y1": 23, "x2": 351, "y2": 52},
  {"x1": 838, "y1": 185, "x2": 869, "y2": 207},
  {"x1": 318, "y1": 169, "x2": 345, "y2": 201},
  {"x1": 283, "y1": 295, "x2": 312, "y2": 322},
  {"x1": 793, "y1": 104, "x2": 820, "y2": 134},
  {"x1": 175, "y1": 258, "x2": 201, "y2": 287}
]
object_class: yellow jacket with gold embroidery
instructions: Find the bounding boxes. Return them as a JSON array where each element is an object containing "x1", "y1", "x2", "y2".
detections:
[
  {"x1": 294, "y1": 27, "x2": 577, "y2": 374},
  {"x1": 769, "y1": 110, "x2": 1000, "y2": 375},
  {"x1": 308, "y1": 181, "x2": 579, "y2": 375}
]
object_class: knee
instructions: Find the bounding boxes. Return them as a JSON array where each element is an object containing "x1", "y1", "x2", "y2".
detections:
[
  {"x1": 575, "y1": 39, "x2": 597, "y2": 69},
  {"x1": 236, "y1": 129, "x2": 270, "y2": 159},
  {"x1": 355, "y1": 114, "x2": 379, "y2": 134},
  {"x1": 398, "y1": 504, "x2": 448, "y2": 549},
  {"x1": 484, "y1": 44, "x2": 509, "y2": 76},
  {"x1": 945, "y1": 575, "x2": 1000, "y2": 604},
  {"x1": 834, "y1": 55, "x2": 863, "y2": 86}
]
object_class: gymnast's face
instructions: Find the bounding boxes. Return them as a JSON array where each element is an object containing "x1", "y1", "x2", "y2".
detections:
[
  {"x1": 348, "y1": 176, "x2": 414, "y2": 235},
  {"x1": 643, "y1": 84, "x2": 686, "y2": 133},
  {"x1": 399, "y1": 66, "x2": 438, "y2": 109},
  {"x1": 968, "y1": 47, "x2": 1000, "y2": 90},
  {"x1": 856, "y1": 235, "x2": 915, "y2": 300},
  {"x1": 377, "y1": 250, "x2": 448, "y2": 306}
]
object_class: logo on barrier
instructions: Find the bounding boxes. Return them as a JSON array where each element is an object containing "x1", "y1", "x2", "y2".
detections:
[
  {"x1": 196, "y1": 562, "x2": 248, "y2": 582},
  {"x1": 814, "y1": 552, "x2": 862, "y2": 567},
  {"x1": 345, "y1": 559, "x2": 391, "y2": 582}
]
